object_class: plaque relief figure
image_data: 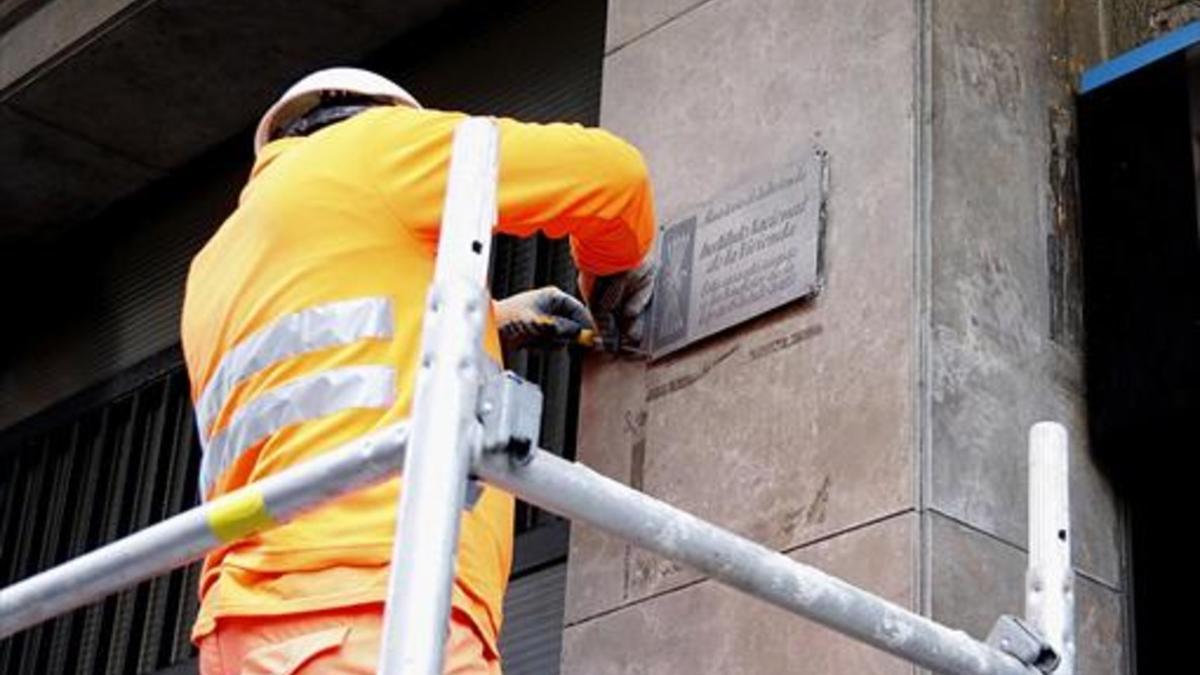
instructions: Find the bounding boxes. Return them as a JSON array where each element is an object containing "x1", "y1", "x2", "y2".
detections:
[{"x1": 651, "y1": 217, "x2": 696, "y2": 349}]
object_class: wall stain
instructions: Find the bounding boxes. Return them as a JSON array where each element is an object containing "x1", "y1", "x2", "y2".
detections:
[
  {"x1": 780, "y1": 474, "x2": 833, "y2": 540},
  {"x1": 619, "y1": 406, "x2": 649, "y2": 601},
  {"x1": 804, "y1": 475, "x2": 832, "y2": 526},
  {"x1": 622, "y1": 544, "x2": 632, "y2": 601},
  {"x1": 1048, "y1": 104, "x2": 1083, "y2": 348},
  {"x1": 1110, "y1": 0, "x2": 1199, "y2": 54},
  {"x1": 623, "y1": 408, "x2": 646, "y2": 437},
  {"x1": 622, "y1": 408, "x2": 648, "y2": 491},
  {"x1": 645, "y1": 344, "x2": 740, "y2": 403},
  {"x1": 953, "y1": 29, "x2": 1025, "y2": 126},
  {"x1": 629, "y1": 552, "x2": 685, "y2": 595},
  {"x1": 747, "y1": 324, "x2": 823, "y2": 362},
  {"x1": 1151, "y1": 2, "x2": 1200, "y2": 36},
  {"x1": 780, "y1": 506, "x2": 804, "y2": 540}
]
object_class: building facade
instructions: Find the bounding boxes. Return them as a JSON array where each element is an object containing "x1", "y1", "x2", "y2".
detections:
[{"x1": 4, "y1": 1, "x2": 1195, "y2": 673}]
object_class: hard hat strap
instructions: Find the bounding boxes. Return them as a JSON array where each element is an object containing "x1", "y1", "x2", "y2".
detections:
[{"x1": 272, "y1": 101, "x2": 377, "y2": 141}]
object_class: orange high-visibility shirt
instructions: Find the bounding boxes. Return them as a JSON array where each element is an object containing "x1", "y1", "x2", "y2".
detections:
[{"x1": 180, "y1": 106, "x2": 655, "y2": 654}]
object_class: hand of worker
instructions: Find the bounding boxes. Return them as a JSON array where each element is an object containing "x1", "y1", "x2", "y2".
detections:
[
  {"x1": 578, "y1": 258, "x2": 656, "y2": 355},
  {"x1": 495, "y1": 286, "x2": 596, "y2": 351}
]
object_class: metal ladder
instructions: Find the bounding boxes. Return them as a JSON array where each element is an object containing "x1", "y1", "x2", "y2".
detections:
[{"x1": 0, "y1": 118, "x2": 1074, "y2": 675}]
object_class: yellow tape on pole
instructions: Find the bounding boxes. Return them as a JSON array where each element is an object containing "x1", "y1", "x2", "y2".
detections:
[{"x1": 206, "y1": 488, "x2": 276, "y2": 543}]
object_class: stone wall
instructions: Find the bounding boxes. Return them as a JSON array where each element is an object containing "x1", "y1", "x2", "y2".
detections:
[
  {"x1": 564, "y1": 1, "x2": 1135, "y2": 672},
  {"x1": 567, "y1": 1, "x2": 918, "y2": 671}
]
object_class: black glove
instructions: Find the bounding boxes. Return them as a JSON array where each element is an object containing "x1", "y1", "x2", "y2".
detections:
[
  {"x1": 578, "y1": 259, "x2": 656, "y2": 355},
  {"x1": 495, "y1": 286, "x2": 596, "y2": 351}
]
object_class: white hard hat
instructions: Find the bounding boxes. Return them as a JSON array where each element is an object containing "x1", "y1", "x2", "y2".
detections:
[{"x1": 254, "y1": 67, "x2": 421, "y2": 153}]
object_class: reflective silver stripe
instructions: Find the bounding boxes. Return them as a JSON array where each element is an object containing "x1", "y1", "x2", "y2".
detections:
[
  {"x1": 195, "y1": 296, "x2": 393, "y2": 440},
  {"x1": 199, "y1": 365, "x2": 396, "y2": 498}
]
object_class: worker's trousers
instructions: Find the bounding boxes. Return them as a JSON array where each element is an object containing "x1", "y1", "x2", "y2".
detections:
[{"x1": 198, "y1": 605, "x2": 502, "y2": 675}]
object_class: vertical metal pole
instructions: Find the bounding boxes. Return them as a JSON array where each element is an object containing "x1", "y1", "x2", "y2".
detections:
[
  {"x1": 379, "y1": 118, "x2": 499, "y2": 675},
  {"x1": 1026, "y1": 422, "x2": 1075, "y2": 674}
]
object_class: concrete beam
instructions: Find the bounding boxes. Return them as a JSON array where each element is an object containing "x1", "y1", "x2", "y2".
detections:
[
  {"x1": 0, "y1": 0, "x2": 139, "y2": 95},
  {"x1": 0, "y1": 0, "x2": 454, "y2": 239}
]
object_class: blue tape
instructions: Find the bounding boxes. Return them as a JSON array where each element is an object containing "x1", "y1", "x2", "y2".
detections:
[{"x1": 1081, "y1": 21, "x2": 1200, "y2": 94}]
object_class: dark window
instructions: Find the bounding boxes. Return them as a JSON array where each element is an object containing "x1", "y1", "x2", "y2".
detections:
[{"x1": 1078, "y1": 41, "x2": 1200, "y2": 675}]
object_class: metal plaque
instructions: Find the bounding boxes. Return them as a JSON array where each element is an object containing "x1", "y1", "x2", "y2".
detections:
[{"x1": 648, "y1": 151, "x2": 828, "y2": 359}]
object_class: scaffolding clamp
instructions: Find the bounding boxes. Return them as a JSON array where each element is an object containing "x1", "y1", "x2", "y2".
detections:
[
  {"x1": 478, "y1": 368, "x2": 544, "y2": 465},
  {"x1": 987, "y1": 615, "x2": 1060, "y2": 673},
  {"x1": 464, "y1": 368, "x2": 542, "y2": 508}
]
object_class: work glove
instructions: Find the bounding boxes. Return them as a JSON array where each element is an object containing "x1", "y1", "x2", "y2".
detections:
[
  {"x1": 495, "y1": 286, "x2": 596, "y2": 351},
  {"x1": 578, "y1": 258, "x2": 656, "y2": 356}
]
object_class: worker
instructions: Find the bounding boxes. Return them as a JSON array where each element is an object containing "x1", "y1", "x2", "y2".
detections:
[{"x1": 181, "y1": 67, "x2": 656, "y2": 674}]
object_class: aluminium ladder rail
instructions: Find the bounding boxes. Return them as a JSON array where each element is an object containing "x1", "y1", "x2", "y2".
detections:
[{"x1": 0, "y1": 118, "x2": 1073, "y2": 675}]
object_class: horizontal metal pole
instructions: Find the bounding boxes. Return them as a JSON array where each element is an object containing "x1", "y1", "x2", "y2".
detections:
[
  {"x1": 5, "y1": 411, "x2": 1046, "y2": 675},
  {"x1": 0, "y1": 421, "x2": 409, "y2": 639},
  {"x1": 475, "y1": 448, "x2": 1039, "y2": 675}
]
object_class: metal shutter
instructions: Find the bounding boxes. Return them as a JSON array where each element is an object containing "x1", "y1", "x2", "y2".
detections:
[
  {"x1": 0, "y1": 370, "x2": 202, "y2": 674},
  {"x1": 500, "y1": 564, "x2": 568, "y2": 675}
]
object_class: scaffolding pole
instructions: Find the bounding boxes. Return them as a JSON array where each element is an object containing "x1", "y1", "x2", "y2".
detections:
[
  {"x1": 476, "y1": 445, "x2": 1041, "y2": 675},
  {"x1": 378, "y1": 116, "x2": 500, "y2": 675},
  {"x1": 0, "y1": 420, "x2": 1062, "y2": 675},
  {"x1": 0, "y1": 421, "x2": 409, "y2": 639},
  {"x1": 1026, "y1": 422, "x2": 1075, "y2": 673}
]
